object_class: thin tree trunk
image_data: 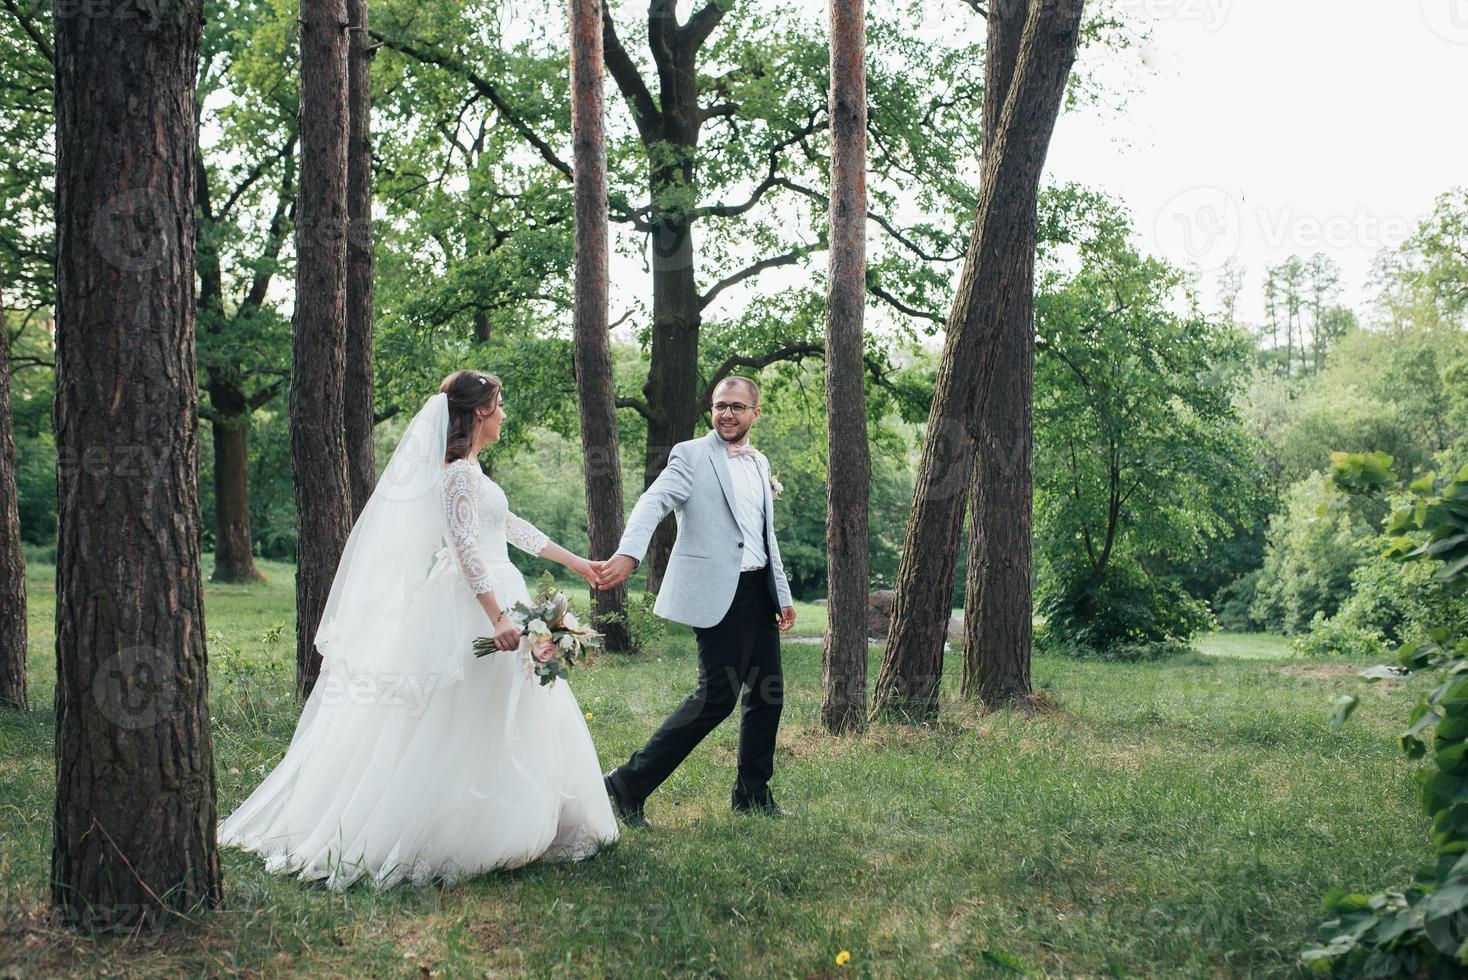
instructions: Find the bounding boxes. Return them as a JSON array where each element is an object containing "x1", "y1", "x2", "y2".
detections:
[
  {"x1": 962, "y1": 0, "x2": 1034, "y2": 707},
  {"x1": 292, "y1": 0, "x2": 354, "y2": 701},
  {"x1": 344, "y1": 0, "x2": 375, "y2": 519},
  {"x1": 821, "y1": 0, "x2": 869, "y2": 735},
  {"x1": 210, "y1": 404, "x2": 264, "y2": 583},
  {"x1": 0, "y1": 296, "x2": 26, "y2": 711},
  {"x1": 873, "y1": 0, "x2": 1083, "y2": 722},
  {"x1": 50, "y1": 0, "x2": 221, "y2": 927},
  {"x1": 570, "y1": 0, "x2": 631, "y2": 652}
]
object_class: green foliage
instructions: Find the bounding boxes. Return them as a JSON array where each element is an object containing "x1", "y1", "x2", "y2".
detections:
[
  {"x1": 1249, "y1": 473, "x2": 1385, "y2": 636},
  {"x1": 1302, "y1": 458, "x2": 1468, "y2": 973},
  {"x1": 1032, "y1": 194, "x2": 1262, "y2": 653},
  {"x1": 1037, "y1": 556, "x2": 1212, "y2": 657},
  {"x1": 1297, "y1": 556, "x2": 1468, "y2": 658}
]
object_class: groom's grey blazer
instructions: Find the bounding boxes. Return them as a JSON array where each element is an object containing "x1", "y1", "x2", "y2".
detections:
[{"x1": 614, "y1": 429, "x2": 793, "y2": 628}]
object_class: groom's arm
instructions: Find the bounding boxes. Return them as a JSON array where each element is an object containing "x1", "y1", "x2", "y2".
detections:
[
  {"x1": 767, "y1": 530, "x2": 794, "y2": 610},
  {"x1": 611, "y1": 442, "x2": 697, "y2": 564}
]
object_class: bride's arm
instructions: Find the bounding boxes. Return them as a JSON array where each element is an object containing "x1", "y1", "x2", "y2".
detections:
[
  {"x1": 445, "y1": 464, "x2": 519, "y2": 645},
  {"x1": 506, "y1": 512, "x2": 599, "y2": 586}
]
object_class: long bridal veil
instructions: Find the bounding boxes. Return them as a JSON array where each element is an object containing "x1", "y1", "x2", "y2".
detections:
[{"x1": 313, "y1": 392, "x2": 473, "y2": 689}]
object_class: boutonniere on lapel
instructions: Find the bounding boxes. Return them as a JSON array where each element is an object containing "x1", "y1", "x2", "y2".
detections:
[{"x1": 768, "y1": 469, "x2": 783, "y2": 500}]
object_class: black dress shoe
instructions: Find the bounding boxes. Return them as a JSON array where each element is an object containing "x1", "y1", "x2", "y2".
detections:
[
  {"x1": 732, "y1": 796, "x2": 787, "y2": 818},
  {"x1": 604, "y1": 770, "x2": 649, "y2": 829}
]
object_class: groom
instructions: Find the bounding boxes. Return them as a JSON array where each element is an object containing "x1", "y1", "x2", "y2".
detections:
[{"x1": 595, "y1": 376, "x2": 796, "y2": 826}]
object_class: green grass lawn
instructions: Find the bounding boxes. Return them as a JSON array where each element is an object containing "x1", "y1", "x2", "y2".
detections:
[{"x1": 0, "y1": 559, "x2": 1435, "y2": 977}]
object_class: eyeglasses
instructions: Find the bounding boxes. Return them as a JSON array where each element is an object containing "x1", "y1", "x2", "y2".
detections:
[{"x1": 712, "y1": 402, "x2": 755, "y2": 416}]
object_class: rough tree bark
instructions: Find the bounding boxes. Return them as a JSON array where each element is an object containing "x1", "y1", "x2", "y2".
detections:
[
  {"x1": 872, "y1": 0, "x2": 1083, "y2": 721},
  {"x1": 50, "y1": 0, "x2": 221, "y2": 926},
  {"x1": 0, "y1": 295, "x2": 26, "y2": 711},
  {"x1": 292, "y1": 0, "x2": 354, "y2": 700},
  {"x1": 570, "y1": 0, "x2": 631, "y2": 652},
  {"x1": 820, "y1": 0, "x2": 869, "y2": 735},
  {"x1": 961, "y1": 0, "x2": 1035, "y2": 707},
  {"x1": 344, "y1": 0, "x2": 376, "y2": 519}
]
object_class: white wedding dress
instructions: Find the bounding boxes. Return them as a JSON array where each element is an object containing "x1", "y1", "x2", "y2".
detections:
[{"x1": 219, "y1": 453, "x2": 619, "y2": 891}]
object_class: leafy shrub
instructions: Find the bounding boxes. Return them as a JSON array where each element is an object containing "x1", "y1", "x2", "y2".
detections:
[
  {"x1": 1291, "y1": 612, "x2": 1386, "y2": 659},
  {"x1": 1037, "y1": 630, "x2": 1193, "y2": 663},
  {"x1": 1303, "y1": 455, "x2": 1468, "y2": 974},
  {"x1": 1299, "y1": 554, "x2": 1468, "y2": 659},
  {"x1": 1250, "y1": 472, "x2": 1385, "y2": 634},
  {"x1": 1037, "y1": 555, "x2": 1214, "y2": 655},
  {"x1": 1213, "y1": 569, "x2": 1264, "y2": 632}
]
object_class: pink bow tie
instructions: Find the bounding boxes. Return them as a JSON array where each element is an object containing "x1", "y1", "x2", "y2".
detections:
[{"x1": 727, "y1": 443, "x2": 757, "y2": 459}]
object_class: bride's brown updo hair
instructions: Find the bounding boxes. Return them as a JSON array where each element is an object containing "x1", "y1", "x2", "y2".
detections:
[{"x1": 439, "y1": 369, "x2": 503, "y2": 463}]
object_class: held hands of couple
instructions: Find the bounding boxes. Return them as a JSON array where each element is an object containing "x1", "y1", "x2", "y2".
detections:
[
  {"x1": 593, "y1": 555, "x2": 637, "y2": 592},
  {"x1": 570, "y1": 555, "x2": 604, "y2": 589}
]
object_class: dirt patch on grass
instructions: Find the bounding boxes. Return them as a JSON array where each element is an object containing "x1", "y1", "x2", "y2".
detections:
[{"x1": 1277, "y1": 664, "x2": 1390, "y2": 681}]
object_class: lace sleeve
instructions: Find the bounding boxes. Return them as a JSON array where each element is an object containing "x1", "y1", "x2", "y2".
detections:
[
  {"x1": 505, "y1": 511, "x2": 550, "y2": 555},
  {"x1": 442, "y1": 462, "x2": 494, "y2": 595}
]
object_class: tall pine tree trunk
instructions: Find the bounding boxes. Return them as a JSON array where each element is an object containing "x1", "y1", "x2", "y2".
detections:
[
  {"x1": 820, "y1": 0, "x2": 869, "y2": 735},
  {"x1": 0, "y1": 297, "x2": 26, "y2": 711},
  {"x1": 962, "y1": 0, "x2": 1034, "y2": 707},
  {"x1": 872, "y1": 0, "x2": 1083, "y2": 721},
  {"x1": 344, "y1": 0, "x2": 375, "y2": 519},
  {"x1": 570, "y1": 0, "x2": 631, "y2": 652},
  {"x1": 292, "y1": 0, "x2": 354, "y2": 700},
  {"x1": 51, "y1": 0, "x2": 221, "y2": 926}
]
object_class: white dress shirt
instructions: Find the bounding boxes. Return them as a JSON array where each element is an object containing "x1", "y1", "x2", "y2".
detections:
[{"x1": 726, "y1": 445, "x2": 769, "y2": 572}]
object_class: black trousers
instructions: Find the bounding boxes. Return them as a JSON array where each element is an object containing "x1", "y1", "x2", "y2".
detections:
[{"x1": 616, "y1": 569, "x2": 784, "y2": 807}]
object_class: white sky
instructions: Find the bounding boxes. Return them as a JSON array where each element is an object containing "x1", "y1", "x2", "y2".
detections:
[{"x1": 1047, "y1": 0, "x2": 1468, "y2": 325}]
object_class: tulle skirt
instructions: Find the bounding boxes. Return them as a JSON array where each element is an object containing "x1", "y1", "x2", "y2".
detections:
[{"x1": 218, "y1": 557, "x2": 619, "y2": 891}]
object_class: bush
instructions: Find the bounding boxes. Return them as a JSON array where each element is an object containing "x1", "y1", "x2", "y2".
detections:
[
  {"x1": 1295, "y1": 551, "x2": 1468, "y2": 657},
  {"x1": 1291, "y1": 611, "x2": 1386, "y2": 659},
  {"x1": 1037, "y1": 555, "x2": 1214, "y2": 655},
  {"x1": 1249, "y1": 472, "x2": 1384, "y2": 634},
  {"x1": 1212, "y1": 569, "x2": 1263, "y2": 632},
  {"x1": 1036, "y1": 630, "x2": 1193, "y2": 663}
]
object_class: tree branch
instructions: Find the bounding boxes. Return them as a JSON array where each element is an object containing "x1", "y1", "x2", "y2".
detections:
[
  {"x1": 616, "y1": 395, "x2": 656, "y2": 422},
  {"x1": 371, "y1": 30, "x2": 573, "y2": 180},
  {"x1": 0, "y1": 0, "x2": 54, "y2": 65},
  {"x1": 602, "y1": 4, "x2": 660, "y2": 142},
  {"x1": 683, "y1": 0, "x2": 729, "y2": 50},
  {"x1": 693, "y1": 111, "x2": 827, "y2": 221},
  {"x1": 702, "y1": 342, "x2": 824, "y2": 405},
  {"x1": 869, "y1": 281, "x2": 942, "y2": 324},
  {"x1": 774, "y1": 176, "x2": 964, "y2": 263},
  {"x1": 247, "y1": 380, "x2": 286, "y2": 412},
  {"x1": 699, "y1": 237, "x2": 825, "y2": 310},
  {"x1": 217, "y1": 140, "x2": 294, "y2": 222}
]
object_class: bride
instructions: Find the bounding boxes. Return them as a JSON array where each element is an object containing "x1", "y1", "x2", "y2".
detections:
[{"x1": 219, "y1": 370, "x2": 619, "y2": 891}]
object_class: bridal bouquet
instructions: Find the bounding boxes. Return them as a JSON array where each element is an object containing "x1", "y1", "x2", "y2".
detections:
[{"x1": 472, "y1": 577, "x2": 602, "y2": 687}]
